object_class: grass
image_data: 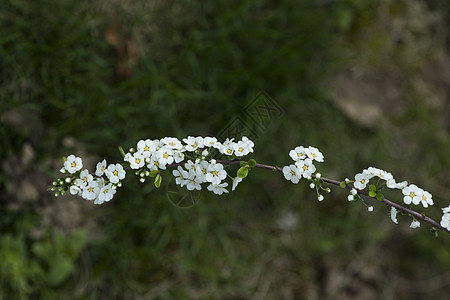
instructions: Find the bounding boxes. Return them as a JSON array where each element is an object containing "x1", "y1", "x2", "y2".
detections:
[{"x1": 1, "y1": 0, "x2": 449, "y2": 299}]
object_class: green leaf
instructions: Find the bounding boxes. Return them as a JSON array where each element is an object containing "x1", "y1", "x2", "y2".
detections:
[
  {"x1": 237, "y1": 166, "x2": 249, "y2": 178},
  {"x1": 62, "y1": 156, "x2": 67, "y2": 163},
  {"x1": 149, "y1": 170, "x2": 159, "y2": 177},
  {"x1": 240, "y1": 161, "x2": 246, "y2": 167},
  {"x1": 376, "y1": 192, "x2": 384, "y2": 202},
  {"x1": 368, "y1": 190, "x2": 376, "y2": 197},
  {"x1": 248, "y1": 159, "x2": 256, "y2": 168},
  {"x1": 118, "y1": 146, "x2": 126, "y2": 158},
  {"x1": 369, "y1": 184, "x2": 377, "y2": 192},
  {"x1": 154, "y1": 174, "x2": 162, "y2": 188},
  {"x1": 340, "y1": 181, "x2": 346, "y2": 188}
]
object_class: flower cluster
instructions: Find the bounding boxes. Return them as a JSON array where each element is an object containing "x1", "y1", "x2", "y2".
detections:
[
  {"x1": 283, "y1": 146, "x2": 326, "y2": 200},
  {"x1": 51, "y1": 136, "x2": 449, "y2": 235},
  {"x1": 52, "y1": 156, "x2": 126, "y2": 205},
  {"x1": 440, "y1": 206, "x2": 450, "y2": 231},
  {"x1": 123, "y1": 136, "x2": 254, "y2": 195},
  {"x1": 351, "y1": 166, "x2": 433, "y2": 207},
  {"x1": 346, "y1": 166, "x2": 434, "y2": 229},
  {"x1": 283, "y1": 146, "x2": 324, "y2": 183}
]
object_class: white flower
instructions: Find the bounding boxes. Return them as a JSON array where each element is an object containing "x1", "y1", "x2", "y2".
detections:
[
  {"x1": 63, "y1": 155, "x2": 83, "y2": 174},
  {"x1": 241, "y1": 136, "x2": 254, "y2": 148},
  {"x1": 183, "y1": 136, "x2": 204, "y2": 152},
  {"x1": 402, "y1": 184, "x2": 422, "y2": 205},
  {"x1": 410, "y1": 220, "x2": 420, "y2": 229},
  {"x1": 161, "y1": 137, "x2": 183, "y2": 150},
  {"x1": 105, "y1": 163, "x2": 126, "y2": 184},
  {"x1": 354, "y1": 173, "x2": 369, "y2": 190},
  {"x1": 350, "y1": 188, "x2": 357, "y2": 195},
  {"x1": 207, "y1": 182, "x2": 229, "y2": 195},
  {"x1": 172, "y1": 166, "x2": 189, "y2": 187},
  {"x1": 95, "y1": 183, "x2": 116, "y2": 204},
  {"x1": 147, "y1": 155, "x2": 166, "y2": 171},
  {"x1": 69, "y1": 185, "x2": 82, "y2": 196},
  {"x1": 390, "y1": 207, "x2": 398, "y2": 224},
  {"x1": 295, "y1": 158, "x2": 316, "y2": 178},
  {"x1": 173, "y1": 150, "x2": 185, "y2": 163},
  {"x1": 195, "y1": 160, "x2": 210, "y2": 182},
  {"x1": 137, "y1": 139, "x2": 158, "y2": 158},
  {"x1": 386, "y1": 179, "x2": 408, "y2": 190},
  {"x1": 76, "y1": 169, "x2": 93, "y2": 189},
  {"x1": 186, "y1": 177, "x2": 202, "y2": 191},
  {"x1": 128, "y1": 152, "x2": 145, "y2": 169},
  {"x1": 205, "y1": 163, "x2": 227, "y2": 185},
  {"x1": 442, "y1": 206, "x2": 450, "y2": 214},
  {"x1": 82, "y1": 179, "x2": 101, "y2": 200},
  {"x1": 95, "y1": 159, "x2": 107, "y2": 176},
  {"x1": 204, "y1": 137, "x2": 221, "y2": 149},
  {"x1": 283, "y1": 165, "x2": 301, "y2": 184},
  {"x1": 233, "y1": 140, "x2": 252, "y2": 157},
  {"x1": 232, "y1": 177, "x2": 243, "y2": 191},
  {"x1": 289, "y1": 146, "x2": 307, "y2": 162},
  {"x1": 219, "y1": 138, "x2": 235, "y2": 156},
  {"x1": 440, "y1": 213, "x2": 450, "y2": 230},
  {"x1": 419, "y1": 190, "x2": 433, "y2": 208},
  {"x1": 184, "y1": 160, "x2": 198, "y2": 176},
  {"x1": 155, "y1": 147, "x2": 174, "y2": 167},
  {"x1": 305, "y1": 146, "x2": 324, "y2": 162}
]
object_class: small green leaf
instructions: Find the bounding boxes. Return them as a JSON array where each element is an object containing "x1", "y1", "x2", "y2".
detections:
[
  {"x1": 62, "y1": 156, "x2": 67, "y2": 163},
  {"x1": 369, "y1": 184, "x2": 377, "y2": 192},
  {"x1": 248, "y1": 159, "x2": 256, "y2": 168},
  {"x1": 240, "y1": 161, "x2": 246, "y2": 167},
  {"x1": 118, "y1": 146, "x2": 126, "y2": 158},
  {"x1": 368, "y1": 190, "x2": 376, "y2": 197},
  {"x1": 149, "y1": 170, "x2": 159, "y2": 177},
  {"x1": 237, "y1": 166, "x2": 249, "y2": 178},
  {"x1": 154, "y1": 174, "x2": 162, "y2": 188},
  {"x1": 376, "y1": 192, "x2": 384, "y2": 202},
  {"x1": 340, "y1": 181, "x2": 346, "y2": 188}
]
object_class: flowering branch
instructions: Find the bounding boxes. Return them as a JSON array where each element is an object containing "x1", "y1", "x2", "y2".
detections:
[{"x1": 51, "y1": 136, "x2": 450, "y2": 235}]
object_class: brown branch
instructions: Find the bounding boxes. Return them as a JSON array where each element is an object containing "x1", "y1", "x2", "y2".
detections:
[
  {"x1": 214, "y1": 159, "x2": 449, "y2": 234},
  {"x1": 127, "y1": 158, "x2": 448, "y2": 233}
]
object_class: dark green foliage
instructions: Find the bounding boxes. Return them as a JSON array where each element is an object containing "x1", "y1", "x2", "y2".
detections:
[{"x1": 1, "y1": 0, "x2": 450, "y2": 299}]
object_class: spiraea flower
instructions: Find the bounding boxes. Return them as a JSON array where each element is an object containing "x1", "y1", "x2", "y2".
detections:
[
  {"x1": 105, "y1": 163, "x2": 126, "y2": 184},
  {"x1": 283, "y1": 164, "x2": 302, "y2": 184},
  {"x1": 63, "y1": 155, "x2": 83, "y2": 174}
]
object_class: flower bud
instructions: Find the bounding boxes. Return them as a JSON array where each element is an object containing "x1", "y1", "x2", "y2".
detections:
[
  {"x1": 309, "y1": 183, "x2": 315, "y2": 189},
  {"x1": 368, "y1": 206, "x2": 374, "y2": 212},
  {"x1": 315, "y1": 173, "x2": 321, "y2": 179},
  {"x1": 139, "y1": 178, "x2": 145, "y2": 183},
  {"x1": 65, "y1": 177, "x2": 71, "y2": 183},
  {"x1": 347, "y1": 195, "x2": 354, "y2": 201},
  {"x1": 318, "y1": 195, "x2": 324, "y2": 201}
]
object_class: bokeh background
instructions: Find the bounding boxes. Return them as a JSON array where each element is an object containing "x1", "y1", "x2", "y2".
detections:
[{"x1": 1, "y1": 0, "x2": 450, "y2": 299}]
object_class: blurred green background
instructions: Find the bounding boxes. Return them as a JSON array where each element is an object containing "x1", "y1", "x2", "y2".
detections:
[{"x1": 1, "y1": 0, "x2": 450, "y2": 299}]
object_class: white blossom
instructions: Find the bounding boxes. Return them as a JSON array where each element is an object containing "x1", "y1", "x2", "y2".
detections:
[
  {"x1": 207, "y1": 182, "x2": 229, "y2": 195},
  {"x1": 283, "y1": 165, "x2": 301, "y2": 184},
  {"x1": 390, "y1": 207, "x2": 398, "y2": 224},
  {"x1": 63, "y1": 155, "x2": 83, "y2": 174}
]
